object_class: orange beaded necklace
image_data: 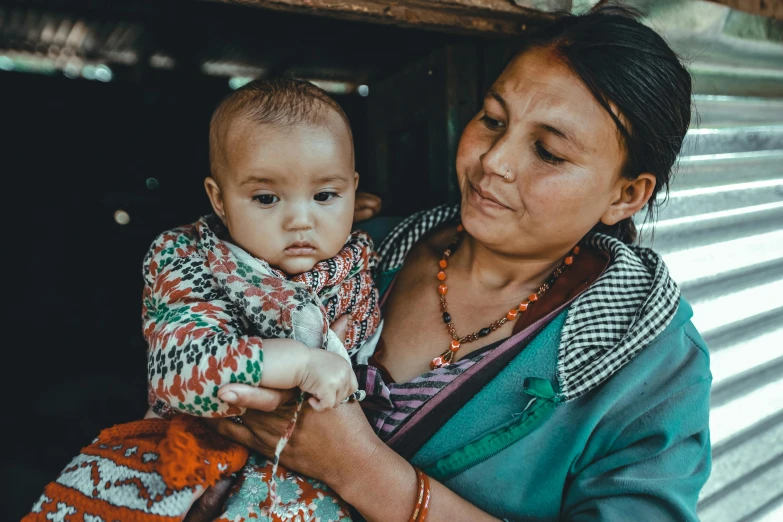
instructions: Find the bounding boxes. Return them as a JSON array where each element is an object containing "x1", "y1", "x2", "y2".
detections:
[{"x1": 431, "y1": 224, "x2": 580, "y2": 370}]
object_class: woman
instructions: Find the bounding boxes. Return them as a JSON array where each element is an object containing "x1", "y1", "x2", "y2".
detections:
[
  {"x1": 179, "y1": 6, "x2": 710, "y2": 521},
  {"x1": 202, "y1": 7, "x2": 710, "y2": 521}
]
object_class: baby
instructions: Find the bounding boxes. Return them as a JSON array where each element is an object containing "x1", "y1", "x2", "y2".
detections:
[
  {"x1": 147, "y1": 78, "x2": 377, "y2": 416},
  {"x1": 26, "y1": 79, "x2": 380, "y2": 522}
]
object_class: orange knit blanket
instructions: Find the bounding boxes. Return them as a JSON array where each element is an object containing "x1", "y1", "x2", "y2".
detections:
[{"x1": 24, "y1": 416, "x2": 248, "y2": 521}]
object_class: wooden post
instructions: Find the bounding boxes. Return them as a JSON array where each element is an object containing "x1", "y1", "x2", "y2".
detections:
[
  {"x1": 707, "y1": 0, "x2": 783, "y2": 20},
  {"x1": 209, "y1": 0, "x2": 566, "y2": 35}
]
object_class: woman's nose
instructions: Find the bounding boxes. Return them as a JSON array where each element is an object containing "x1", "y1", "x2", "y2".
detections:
[{"x1": 480, "y1": 134, "x2": 515, "y2": 182}]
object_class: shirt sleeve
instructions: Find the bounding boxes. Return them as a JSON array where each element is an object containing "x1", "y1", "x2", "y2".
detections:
[
  {"x1": 142, "y1": 230, "x2": 263, "y2": 418},
  {"x1": 561, "y1": 373, "x2": 712, "y2": 521}
]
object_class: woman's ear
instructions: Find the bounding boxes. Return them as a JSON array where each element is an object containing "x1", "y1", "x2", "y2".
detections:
[
  {"x1": 600, "y1": 173, "x2": 656, "y2": 226},
  {"x1": 204, "y1": 177, "x2": 226, "y2": 222}
]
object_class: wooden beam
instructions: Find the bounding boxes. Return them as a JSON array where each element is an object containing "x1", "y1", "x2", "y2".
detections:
[
  {"x1": 707, "y1": 0, "x2": 783, "y2": 20},
  {"x1": 215, "y1": 0, "x2": 565, "y2": 35}
]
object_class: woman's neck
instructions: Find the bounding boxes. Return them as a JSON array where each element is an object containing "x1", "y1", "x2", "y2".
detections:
[{"x1": 450, "y1": 234, "x2": 565, "y2": 295}]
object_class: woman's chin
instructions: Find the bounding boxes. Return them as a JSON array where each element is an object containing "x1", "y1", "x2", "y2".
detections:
[
  {"x1": 462, "y1": 208, "x2": 505, "y2": 243},
  {"x1": 461, "y1": 202, "x2": 531, "y2": 252},
  {"x1": 462, "y1": 197, "x2": 510, "y2": 231}
]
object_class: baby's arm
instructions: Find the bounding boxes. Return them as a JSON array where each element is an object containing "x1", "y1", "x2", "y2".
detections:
[
  {"x1": 142, "y1": 228, "x2": 268, "y2": 417},
  {"x1": 144, "y1": 228, "x2": 356, "y2": 417},
  {"x1": 230, "y1": 339, "x2": 356, "y2": 411},
  {"x1": 144, "y1": 253, "x2": 263, "y2": 417}
]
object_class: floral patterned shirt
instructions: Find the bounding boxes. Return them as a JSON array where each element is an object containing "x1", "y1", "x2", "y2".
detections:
[{"x1": 143, "y1": 214, "x2": 380, "y2": 418}]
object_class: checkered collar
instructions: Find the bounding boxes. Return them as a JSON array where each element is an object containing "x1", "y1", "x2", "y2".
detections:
[{"x1": 375, "y1": 204, "x2": 681, "y2": 402}]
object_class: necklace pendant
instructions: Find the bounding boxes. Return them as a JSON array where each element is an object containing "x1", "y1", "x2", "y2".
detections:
[{"x1": 430, "y1": 348, "x2": 455, "y2": 370}]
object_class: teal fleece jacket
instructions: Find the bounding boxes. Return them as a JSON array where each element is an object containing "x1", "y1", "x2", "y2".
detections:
[{"x1": 411, "y1": 299, "x2": 711, "y2": 521}]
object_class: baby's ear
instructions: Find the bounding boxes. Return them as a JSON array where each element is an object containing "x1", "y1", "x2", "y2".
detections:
[
  {"x1": 204, "y1": 176, "x2": 226, "y2": 222},
  {"x1": 354, "y1": 171, "x2": 360, "y2": 190}
]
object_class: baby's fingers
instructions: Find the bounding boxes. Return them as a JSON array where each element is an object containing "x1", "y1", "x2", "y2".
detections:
[
  {"x1": 307, "y1": 396, "x2": 323, "y2": 412},
  {"x1": 308, "y1": 395, "x2": 334, "y2": 412}
]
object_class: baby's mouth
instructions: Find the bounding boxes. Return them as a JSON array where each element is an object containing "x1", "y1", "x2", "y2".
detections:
[{"x1": 285, "y1": 241, "x2": 316, "y2": 255}]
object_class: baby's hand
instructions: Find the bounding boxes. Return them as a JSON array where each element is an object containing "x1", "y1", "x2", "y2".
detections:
[{"x1": 298, "y1": 349, "x2": 359, "y2": 412}]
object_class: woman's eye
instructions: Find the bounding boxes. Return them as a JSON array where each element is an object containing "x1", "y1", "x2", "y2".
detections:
[
  {"x1": 314, "y1": 192, "x2": 339, "y2": 202},
  {"x1": 253, "y1": 194, "x2": 279, "y2": 205},
  {"x1": 535, "y1": 142, "x2": 565, "y2": 165},
  {"x1": 480, "y1": 114, "x2": 505, "y2": 130}
]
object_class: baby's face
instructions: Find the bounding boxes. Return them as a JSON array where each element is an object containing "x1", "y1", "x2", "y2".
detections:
[{"x1": 210, "y1": 114, "x2": 357, "y2": 274}]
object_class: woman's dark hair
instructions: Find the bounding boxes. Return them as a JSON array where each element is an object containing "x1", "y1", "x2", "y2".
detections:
[{"x1": 509, "y1": 5, "x2": 692, "y2": 244}]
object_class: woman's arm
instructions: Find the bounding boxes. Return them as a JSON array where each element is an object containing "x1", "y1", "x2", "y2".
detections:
[
  {"x1": 562, "y1": 376, "x2": 711, "y2": 521},
  {"x1": 211, "y1": 386, "x2": 500, "y2": 522}
]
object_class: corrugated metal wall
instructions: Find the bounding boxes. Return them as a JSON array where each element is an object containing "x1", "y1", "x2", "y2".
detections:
[{"x1": 639, "y1": 64, "x2": 783, "y2": 519}]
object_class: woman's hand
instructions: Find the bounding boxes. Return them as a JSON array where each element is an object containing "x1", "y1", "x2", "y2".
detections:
[
  {"x1": 188, "y1": 384, "x2": 383, "y2": 521},
  {"x1": 184, "y1": 387, "x2": 299, "y2": 522},
  {"x1": 354, "y1": 191, "x2": 382, "y2": 222},
  {"x1": 213, "y1": 389, "x2": 382, "y2": 488},
  {"x1": 211, "y1": 388, "x2": 497, "y2": 522},
  {"x1": 198, "y1": 315, "x2": 498, "y2": 521}
]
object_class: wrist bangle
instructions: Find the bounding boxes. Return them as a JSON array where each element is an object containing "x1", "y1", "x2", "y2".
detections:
[
  {"x1": 409, "y1": 467, "x2": 426, "y2": 522},
  {"x1": 418, "y1": 471, "x2": 431, "y2": 522}
]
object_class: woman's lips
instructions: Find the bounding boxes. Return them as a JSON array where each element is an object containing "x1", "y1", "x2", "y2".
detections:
[{"x1": 468, "y1": 182, "x2": 509, "y2": 211}]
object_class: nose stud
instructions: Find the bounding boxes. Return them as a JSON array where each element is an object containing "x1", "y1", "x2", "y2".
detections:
[{"x1": 503, "y1": 170, "x2": 511, "y2": 180}]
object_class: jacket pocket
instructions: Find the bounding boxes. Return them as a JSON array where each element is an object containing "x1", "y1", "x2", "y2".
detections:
[{"x1": 421, "y1": 377, "x2": 560, "y2": 482}]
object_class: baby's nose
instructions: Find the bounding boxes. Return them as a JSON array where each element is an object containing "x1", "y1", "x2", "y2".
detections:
[{"x1": 284, "y1": 206, "x2": 314, "y2": 231}]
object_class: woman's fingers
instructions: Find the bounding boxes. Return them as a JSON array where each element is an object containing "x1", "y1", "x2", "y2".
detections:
[
  {"x1": 217, "y1": 384, "x2": 298, "y2": 411},
  {"x1": 183, "y1": 478, "x2": 235, "y2": 522},
  {"x1": 211, "y1": 416, "x2": 280, "y2": 459},
  {"x1": 210, "y1": 397, "x2": 301, "y2": 455},
  {"x1": 211, "y1": 418, "x2": 256, "y2": 447}
]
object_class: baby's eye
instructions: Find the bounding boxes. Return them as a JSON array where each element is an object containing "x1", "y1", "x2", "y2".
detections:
[
  {"x1": 314, "y1": 192, "x2": 339, "y2": 202},
  {"x1": 253, "y1": 194, "x2": 279, "y2": 206}
]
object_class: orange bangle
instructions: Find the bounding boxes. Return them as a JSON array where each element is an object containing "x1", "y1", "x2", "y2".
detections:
[
  {"x1": 417, "y1": 471, "x2": 431, "y2": 522},
  {"x1": 409, "y1": 467, "x2": 426, "y2": 522}
]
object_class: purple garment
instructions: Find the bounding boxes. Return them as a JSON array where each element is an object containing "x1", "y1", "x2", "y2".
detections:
[
  {"x1": 356, "y1": 349, "x2": 494, "y2": 441},
  {"x1": 354, "y1": 303, "x2": 572, "y2": 446}
]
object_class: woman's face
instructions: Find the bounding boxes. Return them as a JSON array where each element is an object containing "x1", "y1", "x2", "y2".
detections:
[{"x1": 457, "y1": 47, "x2": 634, "y2": 258}]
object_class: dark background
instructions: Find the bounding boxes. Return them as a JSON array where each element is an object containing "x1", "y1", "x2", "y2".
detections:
[{"x1": 0, "y1": 0, "x2": 512, "y2": 518}]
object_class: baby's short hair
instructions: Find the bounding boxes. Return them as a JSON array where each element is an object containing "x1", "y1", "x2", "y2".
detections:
[{"x1": 209, "y1": 78, "x2": 354, "y2": 181}]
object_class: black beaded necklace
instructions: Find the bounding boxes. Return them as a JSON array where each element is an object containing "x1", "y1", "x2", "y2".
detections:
[{"x1": 431, "y1": 224, "x2": 580, "y2": 370}]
